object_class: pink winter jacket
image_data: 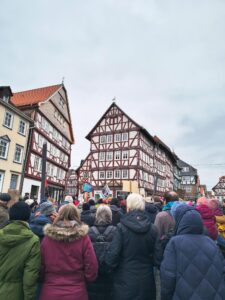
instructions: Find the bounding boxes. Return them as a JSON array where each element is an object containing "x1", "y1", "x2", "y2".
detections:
[
  {"x1": 39, "y1": 222, "x2": 98, "y2": 300},
  {"x1": 196, "y1": 205, "x2": 218, "y2": 240}
]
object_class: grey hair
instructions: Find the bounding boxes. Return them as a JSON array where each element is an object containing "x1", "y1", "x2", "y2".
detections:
[{"x1": 95, "y1": 205, "x2": 112, "y2": 225}]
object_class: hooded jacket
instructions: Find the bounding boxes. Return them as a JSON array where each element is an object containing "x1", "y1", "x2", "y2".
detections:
[
  {"x1": 110, "y1": 204, "x2": 123, "y2": 225},
  {"x1": 160, "y1": 206, "x2": 225, "y2": 300},
  {"x1": 81, "y1": 209, "x2": 96, "y2": 226},
  {"x1": 196, "y1": 204, "x2": 218, "y2": 240},
  {"x1": 29, "y1": 214, "x2": 52, "y2": 240},
  {"x1": 0, "y1": 204, "x2": 9, "y2": 229},
  {"x1": 39, "y1": 221, "x2": 98, "y2": 300},
  {"x1": 106, "y1": 209, "x2": 161, "y2": 300},
  {"x1": 0, "y1": 221, "x2": 41, "y2": 300}
]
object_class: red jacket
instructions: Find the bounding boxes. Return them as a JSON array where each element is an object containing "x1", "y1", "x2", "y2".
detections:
[
  {"x1": 196, "y1": 204, "x2": 218, "y2": 240},
  {"x1": 39, "y1": 221, "x2": 98, "y2": 300}
]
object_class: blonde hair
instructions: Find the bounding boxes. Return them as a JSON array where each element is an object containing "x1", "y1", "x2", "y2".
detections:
[
  {"x1": 96, "y1": 205, "x2": 112, "y2": 224},
  {"x1": 55, "y1": 204, "x2": 81, "y2": 224},
  {"x1": 127, "y1": 193, "x2": 145, "y2": 211}
]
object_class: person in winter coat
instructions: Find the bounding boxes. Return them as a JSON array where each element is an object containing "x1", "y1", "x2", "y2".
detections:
[
  {"x1": 0, "y1": 202, "x2": 41, "y2": 300},
  {"x1": 30, "y1": 201, "x2": 57, "y2": 240},
  {"x1": 161, "y1": 204, "x2": 225, "y2": 300},
  {"x1": 196, "y1": 197, "x2": 218, "y2": 240},
  {"x1": 88, "y1": 205, "x2": 116, "y2": 300},
  {"x1": 154, "y1": 191, "x2": 178, "y2": 240},
  {"x1": 0, "y1": 193, "x2": 11, "y2": 228},
  {"x1": 145, "y1": 197, "x2": 159, "y2": 223},
  {"x1": 106, "y1": 193, "x2": 161, "y2": 300},
  {"x1": 81, "y1": 202, "x2": 96, "y2": 226},
  {"x1": 40, "y1": 204, "x2": 98, "y2": 300},
  {"x1": 109, "y1": 197, "x2": 123, "y2": 225}
]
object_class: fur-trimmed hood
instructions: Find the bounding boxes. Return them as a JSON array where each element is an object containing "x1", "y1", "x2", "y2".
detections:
[{"x1": 44, "y1": 221, "x2": 89, "y2": 242}]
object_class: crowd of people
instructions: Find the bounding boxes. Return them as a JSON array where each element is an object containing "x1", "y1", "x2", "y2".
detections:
[{"x1": 0, "y1": 191, "x2": 225, "y2": 300}]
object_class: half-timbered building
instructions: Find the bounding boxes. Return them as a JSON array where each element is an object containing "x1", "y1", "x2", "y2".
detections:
[
  {"x1": 212, "y1": 176, "x2": 225, "y2": 202},
  {"x1": 77, "y1": 102, "x2": 177, "y2": 198},
  {"x1": 65, "y1": 169, "x2": 78, "y2": 198},
  {"x1": 177, "y1": 159, "x2": 200, "y2": 201},
  {"x1": 12, "y1": 84, "x2": 74, "y2": 201}
]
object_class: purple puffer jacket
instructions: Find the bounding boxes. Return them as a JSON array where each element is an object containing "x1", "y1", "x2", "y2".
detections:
[{"x1": 196, "y1": 204, "x2": 218, "y2": 240}]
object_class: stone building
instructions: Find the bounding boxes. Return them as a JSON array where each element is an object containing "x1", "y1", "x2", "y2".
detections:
[{"x1": 0, "y1": 86, "x2": 32, "y2": 194}]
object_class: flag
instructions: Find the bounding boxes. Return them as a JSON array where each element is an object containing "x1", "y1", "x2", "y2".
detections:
[
  {"x1": 83, "y1": 182, "x2": 93, "y2": 193},
  {"x1": 102, "y1": 184, "x2": 111, "y2": 197}
]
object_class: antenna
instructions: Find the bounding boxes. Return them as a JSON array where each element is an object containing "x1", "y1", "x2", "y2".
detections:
[
  {"x1": 62, "y1": 77, "x2": 65, "y2": 84},
  {"x1": 112, "y1": 97, "x2": 116, "y2": 103}
]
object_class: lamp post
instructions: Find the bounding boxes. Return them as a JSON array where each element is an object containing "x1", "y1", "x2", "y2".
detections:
[{"x1": 40, "y1": 142, "x2": 47, "y2": 202}]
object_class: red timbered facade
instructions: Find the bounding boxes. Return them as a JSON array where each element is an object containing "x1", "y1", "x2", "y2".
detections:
[
  {"x1": 12, "y1": 84, "x2": 74, "y2": 201},
  {"x1": 213, "y1": 176, "x2": 225, "y2": 202},
  {"x1": 77, "y1": 102, "x2": 176, "y2": 198}
]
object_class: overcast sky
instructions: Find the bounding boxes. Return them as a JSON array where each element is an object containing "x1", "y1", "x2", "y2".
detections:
[{"x1": 1, "y1": 0, "x2": 225, "y2": 189}]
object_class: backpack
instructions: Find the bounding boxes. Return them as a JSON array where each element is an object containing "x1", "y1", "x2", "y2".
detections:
[
  {"x1": 91, "y1": 226, "x2": 114, "y2": 274},
  {"x1": 159, "y1": 210, "x2": 175, "y2": 253}
]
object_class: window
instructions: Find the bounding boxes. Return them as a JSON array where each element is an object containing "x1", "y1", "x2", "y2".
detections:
[
  {"x1": 42, "y1": 118, "x2": 49, "y2": 132},
  {"x1": 99, "y1": 152, "x2": 105, "y2": 161},
  {"x1": 100, "y1": 135, "x2": 107, "y2": 144},
  {"x1": 18, "y1": 120, "x2": 26, "y2": 135},
  {"x1": 122, "y1": 132, "x2": 128, "y2": 141},
  {"x1": 115, "y1": 133, "x2": 121, "y2": 142},
  {"x1": 0, "y1": 171, "x2": 4, "y2": 192},
  {"x1": 99, "y1": 171, "x2": 105, "y2": 179},
  {"x1": 122, "y1": 151, "x2": 128, "y2": 160},
  {"x1": 182, "y1": 167, "x2": 189, "y2": 172},
  {"x1": 185, "y1": 186, "x2": 192, "y2": 193},
  {"x1": 115, "y1": 151, "x2": 120, "y2": 160},
  {"x1": 83, "y1": 171, "x2": 88, "y2": 178},
  {"x1": 2, "y1": 95, "x2": 9, "y2": 102},
  {"x1": 34, "y1": 156, "x2": 41, "y2": 172},
  {"x1": 0, "y1": 138, "x2": 9, "y2": 159},
  {"x1": 107, "y1": 135, "x2": 113, "y2": 143},
  {"x1": 3, "y1": 111, "x2": 13, "y2": 129},
  {"x1": 106, "y1": 170, "x2": 113, "y2": 179},
  {"x1": 115, "y1": 170, "x2": 121, "y2": 179},
  {"x1": 59, "y1": 97, "x2": 65, "y2": 108},
  {"x1": 14, "y1": 145, "x2": 23, "y2": 163},
  {"x1": 106, "y1": 152, "x2": 113, "y2": 161},
  {"x1": 122, "y1": 169, "x2": 128, "y2": 179},
  {"x1": 10, "y1": 174, "x2": 18, "y2": 189}
]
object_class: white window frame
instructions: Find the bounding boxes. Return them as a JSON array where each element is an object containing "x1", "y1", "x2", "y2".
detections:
[
  {"x1": 115, "y1": 151, "x2": 120, "y2": 160},
  {"x1": 83, "y1": 171, "x2": 88, "y2": 179},
  {"x1": 107, "y1": 135, "x2": 113, "y2": 143},
  {"x1": 14, "y1": 144, "x2": 23, "y2": 163},
  {"x1": 122, "y1": 169, "x2": 128, "y2": 179},
  {"x1": 0, "y1": 171, "x2": 5, "y2": 192},
  {"x1": 34, "y1": 156, "x2": 41, "y2": 172},
  {"x1": 106, "y1": 152, "x2": 113, "y2": 161},
  {"x1": 99, "y1": 152, "x2": 105, "y2": 161},
  {"x1": 115, "y1": 133, "x2": 121, "y2": 142},
  {"x1": 3, "y1": 111, "x2": 14, "y2": 129},
  {"x1": 106, "y1": 170, "x2": 113, "y2": 179},
  {"x1": 99, "y1": 171, "x2": 105, "y2": 179},
  {"x1": 114, "y1": 169, "x2": 121, "y2": 179},
  {"x1": 0, "y1": 138, "x2": 9, "y2": 159},
  {"x1": 100, "y1": 135, "x2": 107, "y2": 144},
  {"x1": 10, "y1": 173, "x2": 18, "y2": 189},
  {"x1": 18, "y1": 120, "x2": 26, "y2": 135},
  {"x1": 122, "y1": 132, "x2": 128, "y2": 141},
  {"x1": 122, "y1": 150, "x2": 128, "y2": 160}
]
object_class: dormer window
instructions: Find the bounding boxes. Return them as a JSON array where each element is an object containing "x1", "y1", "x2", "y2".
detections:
[{"x1": 2, "y1": 95, "x2": 9, "y2": 102}]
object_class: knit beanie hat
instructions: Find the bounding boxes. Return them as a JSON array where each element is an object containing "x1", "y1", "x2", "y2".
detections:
[
  {"x1": 0, "y1": 193, "x2": 11, "y2": 202},
  {"x1": 40, "y1": 201, "x2": 56, "y2": 216},
  {"x1": 65, "y1": 195, "x2": 73, "y2": 203},
  {"x1": 9, "y1": 202, "x2": 31, "y2": 221}
]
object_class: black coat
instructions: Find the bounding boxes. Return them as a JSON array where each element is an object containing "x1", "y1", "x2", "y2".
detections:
[
  {"x1": 106, "y1": 209, "x2": 161, "y2": 300},
  {"x1": 161, "y1": 205, "x2": 225, "y2": 300},
  {"x1": 110, "y1": 205, "x2": 123, "y2": 226},
  {"x1": 88, "y1": 223, "x2": 116, "y2": 300},
  {"x1": 145, "y1": 203, "x2": 159, "y2": 223},
  {"x1": 80, "y1": 209, "x2": 96, "y2": 226}
]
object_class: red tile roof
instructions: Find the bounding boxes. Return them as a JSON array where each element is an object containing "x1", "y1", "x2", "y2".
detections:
[{"x1": 11, "y1": 84, "x2": 62, "y2": 106}]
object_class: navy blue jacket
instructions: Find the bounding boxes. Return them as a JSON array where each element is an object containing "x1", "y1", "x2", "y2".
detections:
[
  {"x1": 29, "y1": 214, "x2": 52, "y2": 240},
  {"x1": 160, "y1": 205, "x2": 225, "y2": 300}
]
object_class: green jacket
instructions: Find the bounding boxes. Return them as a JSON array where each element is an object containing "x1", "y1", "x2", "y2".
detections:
[{"x1": 0, "y1": 221, "x2": 41, "y2": 300}]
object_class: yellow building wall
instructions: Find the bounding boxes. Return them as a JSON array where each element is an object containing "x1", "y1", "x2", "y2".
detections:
[{"x1": 0, "y1": 103, "x2": 30, "y2": 193}]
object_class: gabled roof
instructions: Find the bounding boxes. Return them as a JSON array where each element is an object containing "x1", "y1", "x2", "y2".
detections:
[
  {"x1": 154, "y1": 135, "x2": 176, "y2": 163},
  {"x1": 11, "y1": 84, "x2": 62, "y2": 106},
  {"x1": 86, "y1": 102, "x2": 154, "y2": 141},
  {"x1": 177, "y1": 159, "x2": 197, "y2": 174}
]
